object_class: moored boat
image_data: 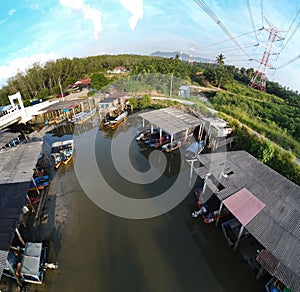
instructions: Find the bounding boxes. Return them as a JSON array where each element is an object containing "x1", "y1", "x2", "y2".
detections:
[
  {"x1": 221, "y1": 218, "x2": 249, "y2": 246},
  {"x1": 105, "y1": 111, "x2": 128, "y2": 129},
  {"x1": 71, "y1": 108, "x2": 96, "y2": 124},
  {"x1": 61, "y1": 139, "x2": 74, "y2": 165},
  {"x1": 51, "y1": 141, "x2": 64, "y2": 169},
  {"x1": 3, "y1": 243, "x2": 47, "y2": 285},
  {"x1": 162, "y1": 140, "x2": 182, "y2": 152}
]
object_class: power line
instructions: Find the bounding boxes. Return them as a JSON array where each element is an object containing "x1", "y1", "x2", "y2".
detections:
[
  {"x1": 277, "y1": 54, "x2": 300, "y2": 69},
  {"x1": 246, "y1": 0, "x2": 260, "y2": 44},
  {"x1": 197, "y1": 29, "x2": 261, "y2": 49},
  {"x1": 260, "y1": 0, "x2": 264, "y2": 28},
  {"x1": 278, "y1": 8, "x2": 300, "y2": 55},
  {"x1": 194, "y1": 0, "x2": 251, "y2": 58}
]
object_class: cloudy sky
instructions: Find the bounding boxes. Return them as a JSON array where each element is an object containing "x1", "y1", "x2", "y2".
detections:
[{"x1": 1, "y1": 0, "x2": 300, "y2": 91}]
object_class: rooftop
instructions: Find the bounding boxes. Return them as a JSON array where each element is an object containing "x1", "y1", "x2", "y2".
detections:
[
  {"x1": 139, "y1": 108, "x2": 202, "y2": 135},
  {"x1": 0, "y1": 139, "x2": 42, "y2": 279},
  {"x1": 194, "y1": 150, "x2": 300, "y2": 291},
  {"x1": 0, "y1": 131, "x2": 19, "y2": 149}
]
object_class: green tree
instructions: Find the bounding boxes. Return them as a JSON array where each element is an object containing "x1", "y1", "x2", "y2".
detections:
[
  {"x1": 90, "y1": 73, "x2": 109, "y2": 90},
  {"x1": 140, "y1": 94, "x2": 151, "y2": 109},
  {"x1": 128, "y1": 97, "x2": 138, "y2": 108}
]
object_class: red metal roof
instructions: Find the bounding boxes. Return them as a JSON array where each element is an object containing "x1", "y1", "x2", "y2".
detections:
[
  {"x1": 223, "y1": 188, "x2": 265, "y2": 226},
  {"x1": 75, "y1": 78, "x2": 91, "y2": 85}
]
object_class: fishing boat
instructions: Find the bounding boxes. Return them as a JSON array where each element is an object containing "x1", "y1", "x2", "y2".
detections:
[
  {"x1": 149, "y1": 135, "x2": 170, "y2": 148},
  {"x1": 51, "y1": 141, "x2": 64, "y2": 169},
  {"x1": 136, "y1": 128, "x2": 159, "y2": 141},
  {"x1": 71, "y1": 108, "x2": 96, "y2": 124},
  {"x1": 185, "y1": 140, "x2": 205, "y2": 159},
  {"x1": 28, "y1": 174, "x2": 50, "y2": 191},
  {"x1": 162, "y1": 140, "x2": 182, "y2": 152},
  {"x1": 105, "y1": 111, "x2": 128, "y2": 129},
  {"x1": 3, "y1": 243, "x2": 47, "y2": 285},
  {"x1": 192, "y1": 202, "x2": 230, "y2": 224},
  {"x1": 61, "y1": 139, "x2": 74, "y2": 165},
  {"x1": 221, "y1": 218, "x2": 249, "y2": 246}
]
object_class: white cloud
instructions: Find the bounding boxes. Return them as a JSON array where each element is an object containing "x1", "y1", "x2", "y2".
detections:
[
  {"x1": 0, "y1": 53, "x2": 57, "y2": 84},
  {"x1": 8, "y1": 9, "x2": 16, "y2": 16},
  {"x1": 119, "y1": 0, "x2": 143, "y2": 30},
  {"x1": 59, "y1": 0, "x2": 102, "y2": 39}
]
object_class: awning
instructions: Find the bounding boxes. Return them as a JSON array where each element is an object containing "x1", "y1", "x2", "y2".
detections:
[{"x1": 223, "y1": 188, "x2": 265, "y2": 226}]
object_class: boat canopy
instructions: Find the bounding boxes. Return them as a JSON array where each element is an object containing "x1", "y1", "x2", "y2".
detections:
[{"x1": 20, "y1": 243, "x2": 42, "y2": 278}]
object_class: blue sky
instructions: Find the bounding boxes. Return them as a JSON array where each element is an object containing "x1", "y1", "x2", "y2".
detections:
[{"x1": 1, "y1": 0, "x2": 300, "y2": 91}]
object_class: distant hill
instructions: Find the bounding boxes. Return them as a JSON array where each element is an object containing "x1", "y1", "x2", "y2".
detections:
[{"x1": 150, "y1": 51, "x2": 211, "y2": 63}]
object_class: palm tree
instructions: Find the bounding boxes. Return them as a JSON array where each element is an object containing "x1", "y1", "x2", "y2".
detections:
[{"x1": 216, "y1": 54, "x2": 225, "y2": 68}]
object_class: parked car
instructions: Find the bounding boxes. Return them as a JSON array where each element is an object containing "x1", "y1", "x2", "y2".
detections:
[{"x1": 56, "y1": 92, "x2": 70, "y2": 98}]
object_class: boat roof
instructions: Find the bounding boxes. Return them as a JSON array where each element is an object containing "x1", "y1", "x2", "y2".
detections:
[
  {"x1": 62, "y1": 139, "x2": 73, "y2": 146},
  {"x1": 21, "y1": 243, "x2": 43, "y2": 277},
  {"x1": 0, "y1": 140, "x2": 42, "y2": 280},
  {"x1": 139, "y1": 108, "x2": 202, "y2": 135},
  {"x1": 51, "y1": 141, "x2": 63, "y2": 148}
]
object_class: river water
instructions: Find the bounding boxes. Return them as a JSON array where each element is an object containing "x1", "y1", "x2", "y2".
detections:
[{"x1": 40, "y1": 114, "x2": 266, "y2": 292}]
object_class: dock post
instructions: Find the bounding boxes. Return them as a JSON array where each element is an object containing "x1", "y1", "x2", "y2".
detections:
[
  {"x1": 215, "y1": 201, "x2": 224, "y2": 226},
  {"x1": 185, "y1": 129, "x2": 188, "y2": 141},
  {"x1": 160, "y1": 128, "x2": 162, "y2": 146},
  {"x1": 233, "y1": 225, "x2": 245, "y2": 251},
  {"x1": 256, "y1": 266, "x2": 265, "y2": 280},
  {"x1": 15, "y1": 228, "x2": 25, "y2": 246}
]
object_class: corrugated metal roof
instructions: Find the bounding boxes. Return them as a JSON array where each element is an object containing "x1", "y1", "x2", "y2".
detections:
[
  {"x1": 139, "y1": 108, "x2": 202, "y2": 135},
  {"x1": 0, "y1": 131, "x2": 19, "y2": 149},
  {"x1": 223, "y1": 188, "x2": 265, "y2": 226},
  {"x1": 0, "y1": 140, "x2": 42, "y2": 280},
  {"x1": 194, "y1": 150, "x2": 300, "y2": 291}
]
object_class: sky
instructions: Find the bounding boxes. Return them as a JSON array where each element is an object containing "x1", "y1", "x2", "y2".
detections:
[{"x1": 0, "y1": 0, "x2": 300, "y2": 92}]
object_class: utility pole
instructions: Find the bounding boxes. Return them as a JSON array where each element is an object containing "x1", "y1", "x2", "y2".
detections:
[
  {"x1": 169, "y1": 73, "x2": 173, "y2": 97},
  {"x1": 58, "y1": 77, "x2": 64, "y2": 101}
]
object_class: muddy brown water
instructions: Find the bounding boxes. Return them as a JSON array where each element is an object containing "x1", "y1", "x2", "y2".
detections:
[{"x1": 9, "y1": 116, "x2": 267, "y2": 291}]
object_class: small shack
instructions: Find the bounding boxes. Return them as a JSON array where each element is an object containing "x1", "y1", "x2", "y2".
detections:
[
  {"x1": 193, "y1": 150, "x2": 300, "y2": 291},
  {"x1": 139, "y1": 108, "x2": 203, "y2": 144}
]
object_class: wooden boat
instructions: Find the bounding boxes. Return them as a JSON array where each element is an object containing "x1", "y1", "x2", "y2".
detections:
[
  {"x1": 3, "y1": 243, "x2": 47, "y2": 285},
  {"x1": 28, "y1": 176, "x2": 49, "y2": 191},
  {"x1": 136, "y1": 128, "x2": 159, "y2": 141},
  {"x1": 221, "y1": 218, "x2": 249, "y2": 246},
  {"x1": 162, "y1": 140, "x2": 182, "y2": 152},
  {"x1": 192, "y1": 202, "x2": 230, "y2": 223},
  {"x1": 185, "y1": 140, "x2": 205, "y2": 159},
  {"x1": 149, "y1": 135, "x2": 171, "y2": 148},
  {"x1": 71, "y1": 108, "x2": 96, "y2": 124},
  {"x1": 51, "y1": 141, "x2": 64, "y2": 169},
  {"x1": 105, "y1": 111, "x2": 128, "y2": 129},
  {"x1": 61, "y1": 139, "x2": 74, "y2": 165}
]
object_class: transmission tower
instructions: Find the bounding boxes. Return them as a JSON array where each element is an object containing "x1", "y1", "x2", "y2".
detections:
[
  {"x1": 188, "y1": 44, "x2": 196, "y2": 65},
  {"x1": 248, "y1": 18, "x2": 284, "y2": 91}
]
